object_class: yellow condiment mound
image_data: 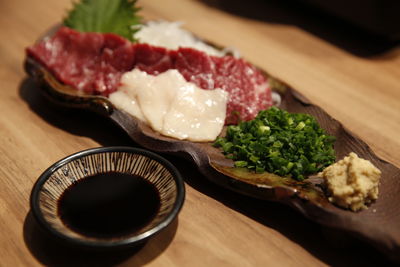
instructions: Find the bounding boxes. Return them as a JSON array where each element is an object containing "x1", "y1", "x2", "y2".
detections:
[{"x1": 318, "y1": 152, "x2": 381, "y2": 211}]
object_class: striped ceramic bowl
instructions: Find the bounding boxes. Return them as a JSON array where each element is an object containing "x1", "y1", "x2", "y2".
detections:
[{"x1": 30, "y1": 146, "x2": 185, "y2": 250}]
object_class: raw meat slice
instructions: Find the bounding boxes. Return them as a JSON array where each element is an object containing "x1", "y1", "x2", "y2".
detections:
[
  {"x1": 163, "y1": 82, "x2": 228, "y2": 142},
  {"x1": 174, "y1": 48, "x2": 271, "y2": 124},
  {"x1": 27, "y1": 27, "x2": 135, "y2": 95},
  {"x1": 132, "y1": 69, "x2": 183, "y2": 132},
  {"x1": 108, "y1": 90, "x2": 145, "y2": 122},
  {"x1": 108, "y1": 69, "x2": 228, "y2": 142},
  {"x1": 134, "y1": 43, "x2": 175, "y2": 75},
  {"x1": 174, "y1": 48, "x2": 216, "y2": 90}
]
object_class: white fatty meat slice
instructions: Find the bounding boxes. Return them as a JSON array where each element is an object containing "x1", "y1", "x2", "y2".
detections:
[
  {"x1": 134, "y1": 69, "x2": 186, "y2": 132},
  {"x1": 163, "y1": 84, "x2": 227, "y2": 141},
  {"x1": 108, "y1": 88, "x2": 145, "y2": 121},
  {"x1": 110, "y1": 68, "x2": 227, "y2": 142}
]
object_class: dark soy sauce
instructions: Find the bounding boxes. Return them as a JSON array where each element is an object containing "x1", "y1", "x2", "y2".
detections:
[{"x1": 58, "y1": 172, "x2": 160, "y2": 238}]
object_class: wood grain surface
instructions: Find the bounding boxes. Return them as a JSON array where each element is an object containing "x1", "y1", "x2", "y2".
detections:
[{"x1": 1, "y1": 0, "x2": 399, "y2": 266}]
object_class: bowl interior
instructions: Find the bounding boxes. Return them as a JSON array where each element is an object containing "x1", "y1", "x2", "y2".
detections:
[{"x1": 33, "y1": 148, "x2": 182, "y2": 246}]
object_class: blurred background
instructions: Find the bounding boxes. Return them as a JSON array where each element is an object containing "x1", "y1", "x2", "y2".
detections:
[{"x1": 202, "y1": 0, "x2": 400, "y2": 56}]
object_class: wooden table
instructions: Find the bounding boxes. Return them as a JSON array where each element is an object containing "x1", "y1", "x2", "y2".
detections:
[{"x1": 1, "y1": 0, "x2": 399, "y2": 266}]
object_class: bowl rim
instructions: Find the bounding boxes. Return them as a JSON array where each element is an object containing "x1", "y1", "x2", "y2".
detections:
[{"x1": 30, "y1": 146, "x2": 185, "y2": 249}]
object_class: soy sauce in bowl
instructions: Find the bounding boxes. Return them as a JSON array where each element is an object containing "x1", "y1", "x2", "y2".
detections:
[
  {"x1": 58, "y1": 172, "x2": 161, "y2": 238},
  {"x1": 30, "y1": 147, "x2": 185, "y2": 250}
]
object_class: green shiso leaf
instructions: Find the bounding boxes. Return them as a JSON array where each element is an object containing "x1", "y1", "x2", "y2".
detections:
[
  {"x1": 64, "y1": 0, "x2": 142, "y2": 41},
  {"x1": 214, "y1": 107, "x2": 336, "y2": 181}
]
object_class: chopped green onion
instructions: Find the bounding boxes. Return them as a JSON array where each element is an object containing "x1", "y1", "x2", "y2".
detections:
[{"x1": 214, "y1": 107, "x2": 336, "y2": 180}]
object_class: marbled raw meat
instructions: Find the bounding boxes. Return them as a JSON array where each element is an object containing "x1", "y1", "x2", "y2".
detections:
[{"x1": 27, "y1": 27, "x2": 135, "y2": 96}]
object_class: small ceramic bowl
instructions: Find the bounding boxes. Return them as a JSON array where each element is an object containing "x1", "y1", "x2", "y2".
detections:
[{"x1": 30, "y1": 146, "x2": 185, "y2": 250}]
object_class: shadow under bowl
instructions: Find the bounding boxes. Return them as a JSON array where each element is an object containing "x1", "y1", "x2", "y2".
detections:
[{"x1": 30, "y1": 146, "x2": 185, "y2": 250}]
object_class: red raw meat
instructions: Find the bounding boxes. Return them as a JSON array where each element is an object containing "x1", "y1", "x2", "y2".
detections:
[
  {"x1": 175, "y1": 48, "x2": 216, "y2": 90},
  {"x1": 134, "y1": 43, "x2": 175, "y2": 75},
  {"x1": 27, "y1": 27, "x2": 135, "y2": 95},
  {"x1": 214, "y1": 56, "x2": 272, "y2": 124},
  {"x1": 174, "y1": 48, "x2": 272, "y2": 124},
  {"x1": 27, "y1": 27, "x2": 272, "y2": 124}
]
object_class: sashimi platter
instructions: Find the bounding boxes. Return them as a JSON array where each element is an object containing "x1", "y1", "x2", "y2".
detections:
[{"x1": 24, "y1": 0, "x2": 400, "y2": 260}]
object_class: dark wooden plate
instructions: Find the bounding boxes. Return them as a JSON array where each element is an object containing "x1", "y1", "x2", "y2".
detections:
[{"x1": 24, "y1": 31, "x2": 400, "y2": 262}]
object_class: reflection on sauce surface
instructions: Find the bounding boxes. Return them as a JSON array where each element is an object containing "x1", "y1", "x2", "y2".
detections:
[{"x1": 58, "y1": 172, "x2": 160, "y2": 238}]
